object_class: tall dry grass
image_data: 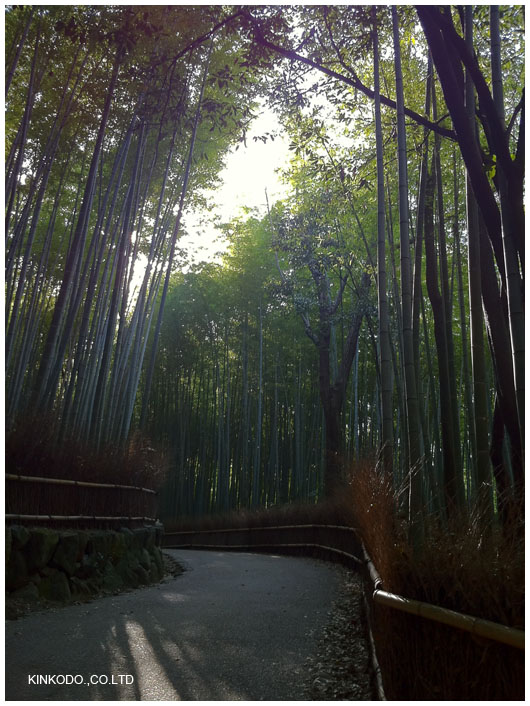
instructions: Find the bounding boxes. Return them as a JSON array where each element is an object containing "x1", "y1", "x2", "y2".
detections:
[
  {"x1": 347, "y1": 460, "x2": 524, "y2": 700},
  {"x1": 348, "y1": 460, "x2": 524, "y2": 626},
  {"x1": 6, "y1": 413, "x2": 169, "y2": 490}
]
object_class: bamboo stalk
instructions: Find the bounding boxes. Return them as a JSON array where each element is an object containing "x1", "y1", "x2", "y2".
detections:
[
  {"x1": 6, "y1": 473, "x2": 156, "y2": 494},
  {"x1": 373, "y1": 588, "x2": 524, "y2": 650}
]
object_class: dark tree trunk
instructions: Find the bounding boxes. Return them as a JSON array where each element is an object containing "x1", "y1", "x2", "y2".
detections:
[
  {"x1": 489, "y1": 396, "x2": 512, "y2": 530},
  {"x1": 311, "y1": 273, "x2": 367, "y2": 497},
  {"x1": 424, "y1": 166, "x2": 461, "y2": 515}
]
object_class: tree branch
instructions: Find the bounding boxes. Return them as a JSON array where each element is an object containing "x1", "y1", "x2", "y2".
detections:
[
  {"x1": 421, "y1": 6, "x2": 515, "y2": 180},
  {"x1": 330, "y1": 273, "x2": 348, "y2": 316},
  {"x1": 301, "y1": 311, "x2": 319, "y2": 346},
  {"x1": 332, "y1": 271, "x2": 370, "y2": 400},
  {"x1": 242, "y1": 9, "x2": 457, "y2": 141},
  {"x1": 168, "y1": 10, "x2": 245, "y2": 69}
]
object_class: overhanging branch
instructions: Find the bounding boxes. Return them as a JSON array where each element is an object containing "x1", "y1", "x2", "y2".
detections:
[{"x1": 243, "y1": 9, "x2": 457, "y2": 141}]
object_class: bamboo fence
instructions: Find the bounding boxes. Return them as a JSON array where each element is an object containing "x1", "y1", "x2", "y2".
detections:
[{"x1": 6, "y1": 473, "x2": 158, "y2": 527}]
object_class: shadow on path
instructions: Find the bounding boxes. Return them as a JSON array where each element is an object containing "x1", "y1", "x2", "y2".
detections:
[{"x1": 6, "y1": 550, "x2": 342, "y2": 700}]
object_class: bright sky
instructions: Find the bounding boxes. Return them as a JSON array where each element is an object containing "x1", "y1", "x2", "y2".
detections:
[
  {"x1": 130, "y1": 113, "x2": 289, "y2": 299},
  {"x1": 179, "y1": 108, "x2": 290, "y2": 266}
]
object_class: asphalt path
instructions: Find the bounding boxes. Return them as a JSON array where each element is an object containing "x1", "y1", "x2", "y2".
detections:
[{"x1": 5, "y1": 549, "x2": 343, "y2": 701}]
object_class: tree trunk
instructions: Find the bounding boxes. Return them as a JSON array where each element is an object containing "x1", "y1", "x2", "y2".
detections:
[
  {"x1": 140, "y1": 45, "x2": 212, "y2": 425},
  {"x1": 392, "y1": 6, "x2": 423, "y2": 542},
  {"x1": 32, "y1": 47, "x2": 122, "y2": 413},
  {"x1": 5, "y1": 7, "x2": 34, "y2": 98},
  {"x1": 424, "y1": 161, "x2": 461, "y2": 516},
  {"x1": 373, "y1": 10, "x2": 393, "y2": 475},
  {"x1": 489, "y1": 5, "x2": 525, "y2": 458},
  {"x1": 453, "y1": 148, "x2": 477, "y2": 497},
  {"x1": 432, "y1": 95, "x2": 464, "y2": 509},
  {"x1": 464, "y1": 6, "x2": 494, "y2": 522}
]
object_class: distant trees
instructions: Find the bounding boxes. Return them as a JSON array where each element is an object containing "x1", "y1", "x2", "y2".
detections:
[
  {"x1": 147, "y1": 221, "x2": 325, "y2": 514},
  {"x1": 6, "y1": 6, "x2": 524, "y2": 532},
  {"x1": 270, "y1": 193, "x2": 370, "y2": 497}
]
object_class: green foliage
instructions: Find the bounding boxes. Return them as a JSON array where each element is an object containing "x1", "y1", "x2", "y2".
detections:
[{"x1": 5, "y1": 5, "x2": 523, "y2": 530}]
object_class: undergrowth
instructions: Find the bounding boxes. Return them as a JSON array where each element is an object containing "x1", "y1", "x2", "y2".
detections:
[
  {"x1": 6, "y1": 413, "x2": 169, "y2": 489},
  {"x1": 163, "y1": 495, "x2": 356, "y2": 534},
  {"x1": 348, "y1": 460, "x2": 524, "y2": 628},
  {"x1": 347, "y1": 460, "x2": 524, "y2": 700}
]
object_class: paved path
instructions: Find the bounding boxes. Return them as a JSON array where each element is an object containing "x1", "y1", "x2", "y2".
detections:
[{"x1": 5, "y1": 549, "x2": 342, "y2": 701}]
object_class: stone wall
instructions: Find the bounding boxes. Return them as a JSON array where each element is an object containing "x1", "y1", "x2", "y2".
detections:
[{"x1": 6, "y1": 525, "x2": 165, "y2": 609}]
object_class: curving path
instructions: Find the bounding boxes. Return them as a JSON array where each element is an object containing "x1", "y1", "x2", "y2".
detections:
[{"x1": 5, "y1": 549, "x2": 343, "y2": 701}]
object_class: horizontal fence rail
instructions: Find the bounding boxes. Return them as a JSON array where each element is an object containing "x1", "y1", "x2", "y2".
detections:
[
  {"x1": 372, "y1": 588, "x2": 524, "y2": 651},
  {"x1": 163, "y1": 524, "x2": 524, "y2": 651},
  {"x1": 6, "y1": 514, "x2": 157, "y2": 523},
  {"x1": 6, "y1": 473, "x2": 158, "y2": 528},
  {"x1": 164, "y1": 524, "x2": 365, "y2": 570},
  {"x1": 5, "y1": 473, "x2": 157, "y2": 493}
]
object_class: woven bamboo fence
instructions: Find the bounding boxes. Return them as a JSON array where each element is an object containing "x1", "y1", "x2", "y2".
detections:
[{"x1": 6, "y1": 473, "x2": 158, "y2": 528}]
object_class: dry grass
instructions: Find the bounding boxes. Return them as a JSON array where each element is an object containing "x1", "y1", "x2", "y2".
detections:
[
  {"x1": 347, "y1": 460, "x2": 525, "y2": 700},
  {"x1": 163, "y1": 494, "x2": 356, "y2": 534},
  {"x1": 348, "y1": 460, "x2": 524, "y2": 626},
  {"x1": 6, "y1": 414, "x2": 169, "y2": 489},
  {"x1": 6, "y1": 415, "x2": 170, "y2": 523}
]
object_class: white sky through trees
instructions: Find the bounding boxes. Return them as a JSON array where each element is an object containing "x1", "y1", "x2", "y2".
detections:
[
  {"x1": 130, "y1": 108, "x2": 288, "y2": 293},
  {"x1": 180, "y1": 107, "x2": 289, "y2": 265}
]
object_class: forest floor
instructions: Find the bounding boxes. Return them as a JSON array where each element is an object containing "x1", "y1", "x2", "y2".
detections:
[
  {"x1": 303, "y1": 568, "x2": 373, "y2": 700},
  {"x1": 6, "y1": 549, "x2": 374, "y2": 700}
]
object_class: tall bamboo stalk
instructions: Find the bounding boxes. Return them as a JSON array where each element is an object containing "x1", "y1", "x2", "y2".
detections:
[
  {"x1": 464, "y1": 6, "x2": 494, "y2": 522},
  {"x1": 372, "y1": 9, "x2": 393, "y2": 475},
  {"x1": 392, "y1": 6, "x2": 423, "y2": 543}
]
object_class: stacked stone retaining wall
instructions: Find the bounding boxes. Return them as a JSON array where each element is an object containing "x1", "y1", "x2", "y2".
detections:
[{"x1": 6, "y1": 525, "x2": 164, "y2": 610}]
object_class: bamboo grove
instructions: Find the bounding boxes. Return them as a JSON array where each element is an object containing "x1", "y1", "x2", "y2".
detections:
[{"x1": 5, "y1": 7, "x2": 524, "y2": 534}]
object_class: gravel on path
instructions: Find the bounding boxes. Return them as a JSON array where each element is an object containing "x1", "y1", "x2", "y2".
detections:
[{"x1": 5, "y1": 549, "x2": 371, "y2": 701}]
